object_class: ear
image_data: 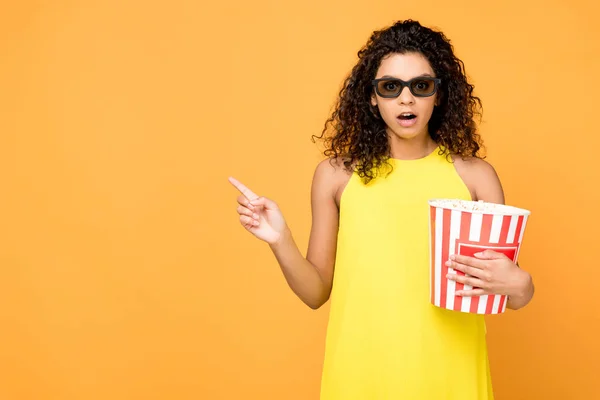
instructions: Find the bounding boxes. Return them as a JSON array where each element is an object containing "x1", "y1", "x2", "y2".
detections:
[
  {"x1": 369, "y1": 93, "x2": 381, "y2": 119},
  {"x1": 371, "y1": 93, "x2": 378, "y2": 107},
  {"x1": 434, "y1": 89, "x2": 444, "y2": 107}
]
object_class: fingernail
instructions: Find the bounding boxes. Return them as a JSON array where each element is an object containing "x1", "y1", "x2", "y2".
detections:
[
  {"x1": 445, "y1": 260, "x2": 451, "y2": 267},
  {"x1": 449, "y1": 255, "x2": 456, "y2": 260},
  {"x1": 253, "y1": 213, "x2": 259, "y2": 220},
  {"x1": 474, "y1": 252, "x2": 483, "y2": 257},
  {"x1": 253, "y1": 220, "x2": 259, "y2": 226}
]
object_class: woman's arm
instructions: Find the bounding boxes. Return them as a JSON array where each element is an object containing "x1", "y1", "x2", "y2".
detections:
[
  {"x1": 230, "y1": 158, "x2": 347, "y2": 310},
  {"x1": 272, "y1": 159, "x2": 350, "y2": 309},
  {"x1": 449, "y1": 158, "x2": 535, "y2": 310}
]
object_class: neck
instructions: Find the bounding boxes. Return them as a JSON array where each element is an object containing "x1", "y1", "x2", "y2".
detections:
[{"x1": 387, "y1": 130, "x2": 438, "y2": 160}]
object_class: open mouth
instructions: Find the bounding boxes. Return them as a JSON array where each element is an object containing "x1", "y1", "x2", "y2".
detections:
[
  {"x1": 397, "y1": 112, "x2": 418, "y2": 127},
  {"x1": 398, "y1": 113, "x2": 417, "y2": 120}
]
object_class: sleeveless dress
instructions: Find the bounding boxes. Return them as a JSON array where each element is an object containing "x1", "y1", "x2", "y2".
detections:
[{"x1": 320, "y1": 146, "x2": 494, "y2": 399}]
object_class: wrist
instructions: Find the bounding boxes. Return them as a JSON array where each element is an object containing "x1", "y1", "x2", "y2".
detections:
[{"x1": 269, "y1": 226, "x2": 292, "y2": 250}]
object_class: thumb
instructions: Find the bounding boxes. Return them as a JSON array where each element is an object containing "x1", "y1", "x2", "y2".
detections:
[
  {"x1": 249, "y1": 196, "x2": 278, "y2": 210},
  {"x1": 474, "y1": 249, "x2": 507, "y2": 260}
]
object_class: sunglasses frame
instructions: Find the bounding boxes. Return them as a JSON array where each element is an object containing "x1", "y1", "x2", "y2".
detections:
[{"x1": 371, "y1": 77, "x2": 442, "y2": 98}]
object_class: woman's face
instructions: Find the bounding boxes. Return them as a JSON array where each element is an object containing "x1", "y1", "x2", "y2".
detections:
[{"x1": 371, "y1": 52, "x2": 440, "y2": 142}]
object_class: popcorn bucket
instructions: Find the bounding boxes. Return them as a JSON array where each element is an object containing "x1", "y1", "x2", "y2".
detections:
[{"x1": 428, "y1": 199, "x2": 531, "y2": 314}]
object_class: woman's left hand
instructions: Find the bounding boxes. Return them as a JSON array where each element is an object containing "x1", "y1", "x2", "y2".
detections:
[{"x1": 445, "y1": 250, "x2": 531, "y2": 298}]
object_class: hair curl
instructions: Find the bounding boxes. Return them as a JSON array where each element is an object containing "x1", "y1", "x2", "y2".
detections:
[{"x1": 312, "y1": 19, "x2": 484, "y2": 183}]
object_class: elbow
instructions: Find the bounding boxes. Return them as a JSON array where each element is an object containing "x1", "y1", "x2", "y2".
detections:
[
  {"x1": 508, "y1": 282, "x2": 535, "y2": 310},
  {"x1": 508, "y1": 271, "x2": 535, "y2": 310},
  {"x1": 305, "y1": 294, "x2": 330, "y2": 310},
  {"x1": 507, "y1": 301, "x2": 525, "y2": 311}
]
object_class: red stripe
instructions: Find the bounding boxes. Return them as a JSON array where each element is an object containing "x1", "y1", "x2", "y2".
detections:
[
  {"x1": 498, "y1": 294, "x2": 506, "y2": 313},
  {"x1": 430, "y1": 206, "x2": 436, "y2": 305},
  {"x1": 440, "y1": 209, "x2": 452, "y2": 309},
  {"x1": 499, "y1": 215, "x2": 512, "y2": 244},
  {"x1": 480, "y1": 214, "x2": 494, "y2": 241},
  {"x1": 485, "y1": 296, "x2": 492, "y2": 314},
  {"x1": 454, "y1": 211, "x2": 472, "y2": 311},
  {"x1": 512, "y1": 216, "x2": 524, "y2": 244},
  {"x1": 473, "y1": 214, "x2": 494, "y2": 313}
]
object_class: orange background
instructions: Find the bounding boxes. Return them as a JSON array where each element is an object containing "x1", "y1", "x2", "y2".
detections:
[{"x1": 1, "y1": 1, "x2": 598, "y2": 399}]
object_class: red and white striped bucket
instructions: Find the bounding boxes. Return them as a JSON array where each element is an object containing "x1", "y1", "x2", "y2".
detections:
[{"x1": 428, "y1": 199, "x2": 530, "y2": 314}]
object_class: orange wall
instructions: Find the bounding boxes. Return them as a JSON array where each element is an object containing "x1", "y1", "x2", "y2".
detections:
[{"x1": 1, "y1": 1, "x2": 599, "y2": 399}]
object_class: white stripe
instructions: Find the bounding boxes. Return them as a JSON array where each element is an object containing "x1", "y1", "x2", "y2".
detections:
[
  {"x1": 462, "y1": 213, "x2": 483, "y2": 312},
  {"x1": 468, "y1": 213, "x2": 483, "y2": 242},
  {"x1": 461, "y1": 294, "x2": 472, "y2": 313},
  {"x1": 434, "y1": 207, "x2": 444, "y2": 307},
  {"x1": 477, "y1": 295, "x2": 488, "y2": 314},
  {"x1": 489, "y1": 214, "x2": 504, "y2": 244},
  {"x1": 491, "y1": 294, "x2": 502, "y2": 314},
  {"x1": 507, "y1": 215, "x2": 519, "y2": 243},
  {"x1": 446, "y1": 210, "x2": 462, "y2": 310},
  {"x1": 502, "y1": 296, "x2": 508, "y2": 312}
]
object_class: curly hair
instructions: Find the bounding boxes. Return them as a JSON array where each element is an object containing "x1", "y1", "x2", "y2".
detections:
[{"x1": 312, "y1": 19, "x2": 484, "y2": 183}]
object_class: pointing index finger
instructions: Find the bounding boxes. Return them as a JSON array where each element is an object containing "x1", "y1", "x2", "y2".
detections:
[{"x1": 228, "y1": 176, "x2": 259, "y2": 201}]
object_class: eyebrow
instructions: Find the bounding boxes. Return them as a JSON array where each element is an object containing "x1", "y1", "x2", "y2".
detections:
[{"x1": 379, "y1": 73, "x2": 435, "y2": 79}]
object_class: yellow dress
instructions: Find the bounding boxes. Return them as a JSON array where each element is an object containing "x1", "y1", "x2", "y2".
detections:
[{"x1": 320, "y1": 147, "x2": 494, "y2": 399}]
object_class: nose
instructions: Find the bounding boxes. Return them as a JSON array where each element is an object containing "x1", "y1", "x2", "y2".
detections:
[{"x1": 397, "y1": 86, "x2": 415, "y2": 105}]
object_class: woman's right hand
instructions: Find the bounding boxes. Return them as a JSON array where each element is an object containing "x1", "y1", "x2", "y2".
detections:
[{"x1": 228, "y1": 176, "x2": 287, "y2": 245}]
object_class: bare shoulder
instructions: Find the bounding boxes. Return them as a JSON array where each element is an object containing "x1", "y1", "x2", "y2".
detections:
[
  {"x1": 312, "y1": 157, "x2": 354, "y2": 208},
  {"x1": 452, "y1": 154, "x2": 505, "y2": 204},
  {"x1": 452, "y1": 155, "x2": 497, "y2": 177}
]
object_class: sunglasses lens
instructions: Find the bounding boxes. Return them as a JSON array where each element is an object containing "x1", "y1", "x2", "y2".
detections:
[
  {"x1": 410, "y1": 78, "x2": 436, "y2": 96},
  {"x1": 376, "y1": 80, "x2": 402, "y2": 97},
  {"x1": 375, "y1": 78, "x2": 438, "y2": 97}
]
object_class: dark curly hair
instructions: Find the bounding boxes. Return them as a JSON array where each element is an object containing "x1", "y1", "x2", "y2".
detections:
[{"x1": 312, "y1": 19, "x2": 484, "y2": 183}]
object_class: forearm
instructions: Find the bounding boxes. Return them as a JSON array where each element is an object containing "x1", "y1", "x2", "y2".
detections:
[
  {"x1": 507, "y1": 269, "x2": 534, "y2": 310},
  {"x1": 269, "y1": 228, "x2": 330, "y2": 309}
]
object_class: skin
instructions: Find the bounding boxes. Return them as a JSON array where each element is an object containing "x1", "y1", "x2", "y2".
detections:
[{"x1": 229, "y1": 52, "x2": 534, "y2": 311}]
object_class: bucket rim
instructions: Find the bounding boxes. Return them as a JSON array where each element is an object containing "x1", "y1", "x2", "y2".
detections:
[{"x1": 428, "y1": 199, "x2": 531, "y2": 216}]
